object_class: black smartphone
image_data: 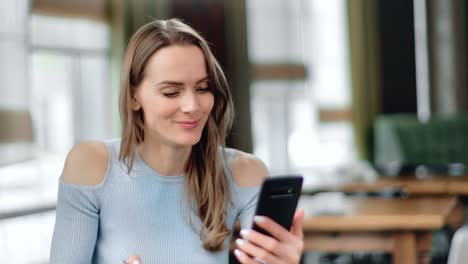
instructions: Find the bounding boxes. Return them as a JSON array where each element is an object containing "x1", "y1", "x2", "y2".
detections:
[{"x1": 252, "y1": 175, "x2": 303, "y2": 237}]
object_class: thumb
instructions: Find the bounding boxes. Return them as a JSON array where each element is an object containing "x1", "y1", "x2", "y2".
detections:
[
  {"x1": 125, "y1": 255, "x2": 142, "y2": 264},
  {"x1": 290, "y1": 208, "x2": 305, "y2": 238}
]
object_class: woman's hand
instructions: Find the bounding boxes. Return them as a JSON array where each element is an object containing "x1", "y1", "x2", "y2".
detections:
[
  {"x1": 234, "y1": 209, "x2": 305, "y2": 264},
  {"x1": 124, "y1": 255, "x2": 142, "y2": 264}
]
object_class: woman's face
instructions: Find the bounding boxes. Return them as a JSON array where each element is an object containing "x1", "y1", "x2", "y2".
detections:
[{"x1": 132, "y1": 44, "x2": 214, "y2": 147}]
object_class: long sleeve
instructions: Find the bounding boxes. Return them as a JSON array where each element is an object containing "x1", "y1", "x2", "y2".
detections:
[
  {"x1": 50, "y1": 179, "x2": 100, "y2": 264},
  {"x1": 236, "y1": 187, "x2": 260, "y2": 229}
]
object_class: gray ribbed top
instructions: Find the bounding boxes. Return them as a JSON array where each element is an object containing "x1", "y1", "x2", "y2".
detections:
[{"x1": 49, "y1": 139, "x2": 260, "y2": 264}]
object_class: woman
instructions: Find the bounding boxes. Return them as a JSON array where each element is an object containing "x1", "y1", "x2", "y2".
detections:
[{"x1": 50, "y1": 18, "x2": 304, "y2": 264}]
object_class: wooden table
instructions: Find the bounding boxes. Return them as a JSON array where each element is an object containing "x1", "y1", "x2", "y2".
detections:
[
  {"x1": 301, "y1": 195, "x2": 464, "y2": 264},
  {"x1": 340, "y1": 175, "x2": 468, "y2": 196}
]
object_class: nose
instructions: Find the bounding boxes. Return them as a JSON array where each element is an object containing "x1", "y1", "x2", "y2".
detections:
[{"x1": 180, "y1": 91, "x2": 200, "y2": 114}]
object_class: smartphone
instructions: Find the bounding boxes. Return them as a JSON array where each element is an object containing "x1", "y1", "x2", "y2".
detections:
[{"x1": 252, "y1": 175, "x2": 303, "y2": 237}]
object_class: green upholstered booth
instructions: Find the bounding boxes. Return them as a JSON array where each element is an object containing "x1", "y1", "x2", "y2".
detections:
[{"x1": 373, "y1": 114, "x2": 468, "y2": 176}]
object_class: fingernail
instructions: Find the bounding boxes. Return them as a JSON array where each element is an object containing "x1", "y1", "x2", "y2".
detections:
[
  {"x1": 240, "y1": 229, "x2": 250, "y2": 238},
  {"x1": 234, "y1": 249, "x2": 242, "y2": 257},
  {"x1": 236, "y1": 238, "x2": 244, "y2": 246},
  {"x1": 133, "y1": 260, "x2": 141, "y2": 264},
  {"x1": 254, "y1": 215, "x2": 265, "y2": 223}
]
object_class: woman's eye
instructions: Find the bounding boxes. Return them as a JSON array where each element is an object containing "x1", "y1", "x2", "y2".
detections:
[
  {"x1": 162, "y1": 92, "x2": 179, "y2": 98},
  {"x1": 197, "y1": 87, "x2": 211, "y2": 93}
]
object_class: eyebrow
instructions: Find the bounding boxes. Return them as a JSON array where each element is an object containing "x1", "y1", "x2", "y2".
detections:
[{"x1": 156, "y1": 76, "x2": 209, "y2": 87}]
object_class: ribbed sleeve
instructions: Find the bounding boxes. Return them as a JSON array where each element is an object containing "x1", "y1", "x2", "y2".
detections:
[
  {"x1": 50, "y1": 180, "x2": 101, "y2": 263},
  {"x1": 222, "y1": 147, "x2": 261, "y2": 230},
  {"x1": 236, "y1": 187, "x2": 260, "y2": 229}
]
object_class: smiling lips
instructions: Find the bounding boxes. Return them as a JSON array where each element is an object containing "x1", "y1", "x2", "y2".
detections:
[{"x1": 176, "y1": 119, "x2": 200, "y2": 129}]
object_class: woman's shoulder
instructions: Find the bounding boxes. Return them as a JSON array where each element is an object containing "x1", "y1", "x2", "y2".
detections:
[
  {"x1": 61, "y1": 141, "x2": 109, "y2": 186},
  {"x1": 227, "y1": 148, "x2": 269, "y2": 188}
]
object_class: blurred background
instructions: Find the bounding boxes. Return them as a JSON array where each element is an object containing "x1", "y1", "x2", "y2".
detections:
[{"x1": 0, "y1": 0, "x2": 467, "y2": 263}]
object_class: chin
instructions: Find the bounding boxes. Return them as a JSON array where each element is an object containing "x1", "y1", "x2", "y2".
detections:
[{"x1": 174, "y1": 135, "x2": 203, "y2": 147}]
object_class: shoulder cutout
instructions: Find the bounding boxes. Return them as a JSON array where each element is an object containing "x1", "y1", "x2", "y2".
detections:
[
  {"x1": 61, "y1": 141, "x2": 109, "y2": 186},
  {"x1": 230, "y1": 150, "x2": 269, "y2": 188}
]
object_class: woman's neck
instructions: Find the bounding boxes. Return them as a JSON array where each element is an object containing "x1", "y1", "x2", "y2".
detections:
[{"x1": 138, "y1": 138, "x2": 191, "y2": 176}]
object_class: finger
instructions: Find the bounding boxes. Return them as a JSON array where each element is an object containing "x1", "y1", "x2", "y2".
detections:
[
  {"x1": 125, "y1": 255, "x2": 142, "y2": 264},
  {"x1": 239, "y1": 229, "x2": 290, "y2": 258},
  {"x1": 241, "y1": 227, "x2": 304, "y2": 261},
  {"x1": 233, "y1": 249, "x2": 258, "y2": 264},
  {"x1": 290, "y1": 209, "x2": 305, "y2": 238},
  {"x1": 253, "y1": 215, "x2": 294, "y2": 243},
  {"x1": 235, "y1": 238, "x2": 281, "y2": 264}
]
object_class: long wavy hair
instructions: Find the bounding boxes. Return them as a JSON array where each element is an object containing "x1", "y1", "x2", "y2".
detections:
[{"x1": 119, "y1": 19, "x2": 234, "y2": 251}]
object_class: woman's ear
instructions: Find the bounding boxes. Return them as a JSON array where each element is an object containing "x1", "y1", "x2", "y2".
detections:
[{"x1": 130, "y1": 95, "x2": 141, "y2": 111}]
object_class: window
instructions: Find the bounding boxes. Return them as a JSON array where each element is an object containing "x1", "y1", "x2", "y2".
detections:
[
  {"x1": 0, "y1": 0, "x2": 31, "y2": 165},
  {"x1": 246, "y1": 0, "x2": 356, "y2": 177},
  {"x1": 30, "y1": 14, "x2": 112, "y2": 152}
]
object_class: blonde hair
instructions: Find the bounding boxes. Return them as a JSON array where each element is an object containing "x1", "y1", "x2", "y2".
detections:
[{"x1": 119, "y1": 19, "x2": 234, "y2": 251}]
